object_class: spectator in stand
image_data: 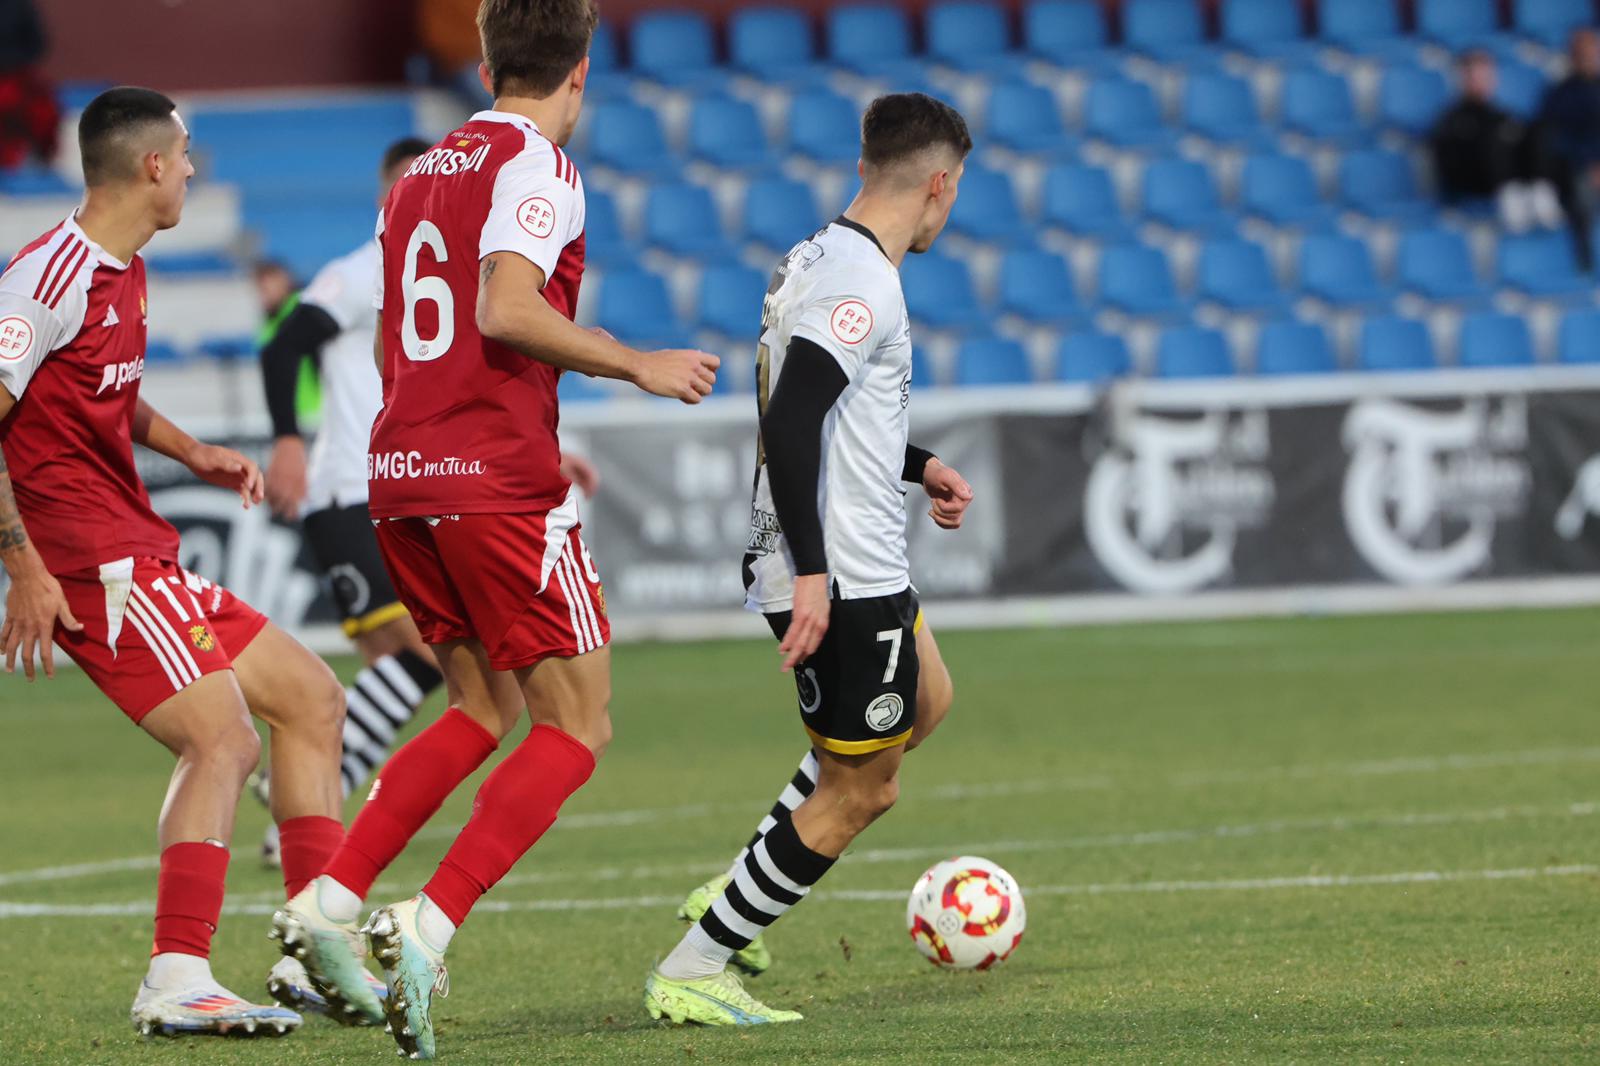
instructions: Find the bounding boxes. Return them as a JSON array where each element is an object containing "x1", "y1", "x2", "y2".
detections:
[
  {"x1": 418, "y1": 0, "x2": 490, "y2": 108},
  {"x1": 1537, "y1": 29, "x2": 1600, "y2": 271},
  {"x1": 1431, "y1": 50, "x2": 1561, "y2": 234},
  {"x1": 0, "y1": 0, "x2": 60, "y2": 169}
]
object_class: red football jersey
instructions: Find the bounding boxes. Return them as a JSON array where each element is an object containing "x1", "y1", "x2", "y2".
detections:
[
  {"x1": 0, "y1": 215, "x2": 180, "y2": 574},
  {"x1": 369, "y1": 110, "x2": 587, "y2": 519}
]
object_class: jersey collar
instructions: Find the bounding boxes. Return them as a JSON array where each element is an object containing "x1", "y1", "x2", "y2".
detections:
[
  {"x1": 831, "y1": 215, "x2": 890, "y2": 263},
  {"x1": 469, "y1": 109, "x2": 542, "y2": 136},
  {"x1": 62, "y1": 212, "x2": 130, "y2": 272}
]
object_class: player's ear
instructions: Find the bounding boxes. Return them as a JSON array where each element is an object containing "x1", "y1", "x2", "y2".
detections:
[
  {"x1": 929, "y1": 168, "x2": 948, "y2": 202},
  {"x1": 478, "y1": 62, "x2": 493, "y2": 97},
  {"x1": 572, "y1": 55, "x2": 590, "y2": 93}
]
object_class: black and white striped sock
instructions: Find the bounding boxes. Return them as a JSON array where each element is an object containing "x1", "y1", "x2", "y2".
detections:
[
  {"x1": 660, "y1": 816, "x2": 834, "y2": 980},
  {"x1": 729, "y1": 751, "x2": 819, "y2": 873},
  {"x1": 340, "y1": 650, "x2": 442, "y2": 796}
]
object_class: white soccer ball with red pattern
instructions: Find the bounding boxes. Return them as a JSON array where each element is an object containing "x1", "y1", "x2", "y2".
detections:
[{"x1": 906, "y1": 856, "x2": 1026, "y2": 970}]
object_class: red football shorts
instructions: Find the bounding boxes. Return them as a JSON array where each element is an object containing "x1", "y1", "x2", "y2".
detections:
[
  {"x1": 374, "y1": 499, "x2": 609, "y2": 670},
  {"x1": 54, "y1": 556, "x2": 268, "y2": 724}
]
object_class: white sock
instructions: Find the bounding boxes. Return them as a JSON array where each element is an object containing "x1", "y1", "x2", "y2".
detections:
[
  {"x1": 415, "y1": 893, "x2": 457, "y2": 953},
  {"x1": 145, "y1": 952, "x2": 214, "y2": 990},
  {"x1": 657, "y1": 922, "x2": 734, "y2": 981},
  {"x1": 317, "y1": 875, "x2": 363, "y2": 924}
]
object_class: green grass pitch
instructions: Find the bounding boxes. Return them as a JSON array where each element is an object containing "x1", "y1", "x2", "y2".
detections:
[{"x1": 1, "y1": 608, "x2": 1597, "y2": 1064}]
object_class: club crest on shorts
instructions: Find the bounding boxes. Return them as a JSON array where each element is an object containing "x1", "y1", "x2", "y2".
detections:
[
  {"x1": 594, "y1": 583, "x2": 607, "y2": 617},
  {"x1": 865, "y1": 692, "x2": 904, "y2": 732},
  {"x1": 187, "y1": 624, "x2": 215, "y2": 652},
  {"x1": 797, "y1": 667, "x2": 821, "y2": 714}
]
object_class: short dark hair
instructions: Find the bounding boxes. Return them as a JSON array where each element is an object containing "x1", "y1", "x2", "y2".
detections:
[
  {"x1": 477, "y1": 0, "x2": 599, "y2": 98},
  {"x1": 383, "y1": 137, "x2": 433, "y2": 173},
  {"x1": 79, "y1": 86, "x2": 179, "y2": 186},
  {"x1": 860, "y1": 93, "x2": 972, "y2": 171}
]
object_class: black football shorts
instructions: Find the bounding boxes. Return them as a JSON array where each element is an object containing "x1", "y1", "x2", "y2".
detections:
[{"x1": 766, "y1": 587, "x2": 921, "y2": 754}]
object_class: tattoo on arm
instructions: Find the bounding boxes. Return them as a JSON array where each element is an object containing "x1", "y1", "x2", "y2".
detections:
[
  {"x1": 0, "y1": 449, "x2": 27, "y2": 554},
  {"x1": 480, "y1": 258, "x2": 498, "y2": 284}
]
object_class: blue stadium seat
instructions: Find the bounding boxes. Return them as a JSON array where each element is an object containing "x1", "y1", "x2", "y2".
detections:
[
  {"x1": 1182, "y1": 70, "x2": 1273, "y2": 149},
  {"x1": 1558, "y1": 308, "x2": 1600, "y2": 363},
  {"x1": 986, "y1": 80, "x2": 1077, "y2": 155},
  {"x1": 1240, "y1": 154, "x2": 1337, "y2": 228},
  {"x1": 742, "y1": 176, "x2": 819, "y2": 250},
  {"x1": 1359, "y1": 316, "x2": 1437, "y2": 371},
  {"x1": 1256, "y1": 320, "x2": 1338, "y2": 374},
  {"x1": 1282, "y1": 68, "x2": 1364, "y2": 144},
  {"x1": 1156, "y1": 326, "x2": 1235, "y2": 378},
  {"x1": 698, "y1": 262, "x2": 768, "y2": 337},
  {"x1": 588, "y1": 100, "x2": 677, "y2": 176},
  {"x1": 1396, "y1": 228, "x2": 1492, "y2": 303},
  {"x1": 1417, "y1": 0, "x2": 1505, "y2": 51},
  {"x1": 197, "y1": 336, "x2": 254, "y2": 362},
  {"x1": 1301, "y1": 233, "x2": 1391, "y2": 308},
  {"x1": 948, "y1": 166, "x2": 1028, "y2": 244},
  {"x1": 582, "y1": 189, "x2": 631, "y2": 266},
  {"x1": 1495, "y1": 57, "x2": 1549, "y2": 119},
  {"x1": 1221, "y1": 0, "x2": 1317, "y2": 61},
  {"x1": 644, "y1": 183, "x2": 734, "y2": 260},
  {"x1": 1023, "y1": 0, "x2": 1116, "y2": 70},
  {"x1": 1042, "y1": 163, "x2": 1136, "y2": 240},
  {"x1": 998, "y1": 248, "x2": 1087, "y2": 325},
  {"x1": 630, "y1": 12, "x2": 723, "y2": 88},
  {"x1": 0, "y1": 164, "x2": 73, "y2": 197},
  {"x1": 927, "y1": 1, "x2": 1015, "y2": 73},
  {"x1": 145, "y1": 340, "x2": 186, "y2": 365},
  {"x1": 1056, "y1": 332, "x2": 1132, "y2": 382},
  {"x1": 1084, "y1": 77, "x2": 1175, "y2": 150},
  {"x1": 954, "y1": 337, "x2": 1033, "y2": 386},
  {"x1": 1124, "y1": 0, "x2": 1213, "y2": 64},
  {"x1": 1197, "y1": 238, "x2": 1292, "y2": 314},
  {"x1": 1319, "y1": 0, "x2": 1418, "y2": 60},
  {"x1": 788, "y1": 89, "x2": 861, "y2": 164},
  {"x1": 144, "y1": 251, "x2": 236, "y2": 277},
  {"x1": 1099, "y1": 243, "x2": 1190, "y2": 319},
  {"x1": 586, "y1": 22, "x2": 629, "y2": 98},
  {"x1": 900, "y1": 252, "x2": 988, "y2": 330},
  {"x1": 911, "y1": 347, "x2": 938, "y2": 388},
  {"x1": 1517, "y1": 0, "x2": 1595, "y2": 47},
  {"x1": 597, "y1": 267, "x2": 692, "y2": 348},
  {"x1": 826, "y1": 4, "x2": 921, "y2": 79},
  {"x1": 729, "y1": 7, "x2": 824, "y2": 83},
  {"x1": 1339, "y1": 149, "x2": 1433, "y2": 222},
  {"x1": 688, "y1": 95, "x2": 772, "y2": 169},
  {"x1": 558, "y1": 371, "x2": 610, "y2": 403},
  {"x1": 1498, "y1": 231, "x2": 1593, "y2": 299},
  {"x1": 252, "y1": 201, "x2": 376, "y2": 279},
  {"x1": 1459, "y1": 311, "x2": 1537, "y2": 368},
  {"x1": 1141, "y1": 158, "x2": 1237, "y2": 234},
  {"x1": 1378, "y1": 64, "x2": 1453, "y2": 136}
]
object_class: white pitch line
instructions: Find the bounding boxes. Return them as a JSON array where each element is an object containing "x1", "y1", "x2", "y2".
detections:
[
  {"x1": 6, "y1": 745, "x2": 1599, "y2": 889},
  {"x1": 203, "y1": 798, "x2": 1600, "y2": 906},
  {"x1": 3, "y1": 864, "x2": 1595, "y2": 919}
]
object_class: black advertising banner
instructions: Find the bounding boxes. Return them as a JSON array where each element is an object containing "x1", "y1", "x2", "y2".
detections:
[{"x1": 11, "y1": 369, "x2": 1596, "y2": 643}]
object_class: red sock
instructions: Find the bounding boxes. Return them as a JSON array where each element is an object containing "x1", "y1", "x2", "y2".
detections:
[
  {"x1": 323, "y1": 707, "x2": 499, "y2": 899},
  {"x1": 279, "y1": 815, "x2": 345, "y2": 899},
  {"x1": 423, "y1": 723, "x2": 595, "y2": 926},
  {"x1": 152, "y1": 841, "x2": 230, "y2": 957}
]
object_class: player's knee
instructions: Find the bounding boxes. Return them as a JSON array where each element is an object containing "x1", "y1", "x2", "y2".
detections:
[
  {"x1": 198, "y1": 716, "x2": 261, "y2": 782},
  {"x1": 293, "y1": 659, "x2": 347, "y2": 744}
]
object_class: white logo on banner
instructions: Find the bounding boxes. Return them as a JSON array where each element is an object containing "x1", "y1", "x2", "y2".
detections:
[
  {"x1": 1341, "y1": 398, "x2": 1530, "y2": 585},
  {"x1": 1555, "y1": 454, "x2": 1600, "y2": 540},
  {"x1": 1085, "y1": 410, "x2": 1275, "y2": 594}
]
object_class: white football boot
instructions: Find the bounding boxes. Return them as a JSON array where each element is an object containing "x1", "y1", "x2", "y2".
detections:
[
  {"x1": 267, "y1": 954, "x2": 389, "y2": 1017},
  {"x1": 131, "y1": 976, "x2": 300, "y2": 1038}
]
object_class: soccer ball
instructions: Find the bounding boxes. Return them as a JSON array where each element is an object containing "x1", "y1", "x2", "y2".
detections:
[{"x1": 906, "y1": 856, "x2": 1026, "y2": 970}]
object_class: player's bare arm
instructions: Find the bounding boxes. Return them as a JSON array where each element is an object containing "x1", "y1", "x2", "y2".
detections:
[
  {"x1": 0, "y1": 386, "x2": 82, "y2": 680},
  {"x1": 132, "y1": 398, "x2": 264, "y2": 508},
  {"x1": 475, "y1": 251, "x2": 719, "y2": 403}
]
